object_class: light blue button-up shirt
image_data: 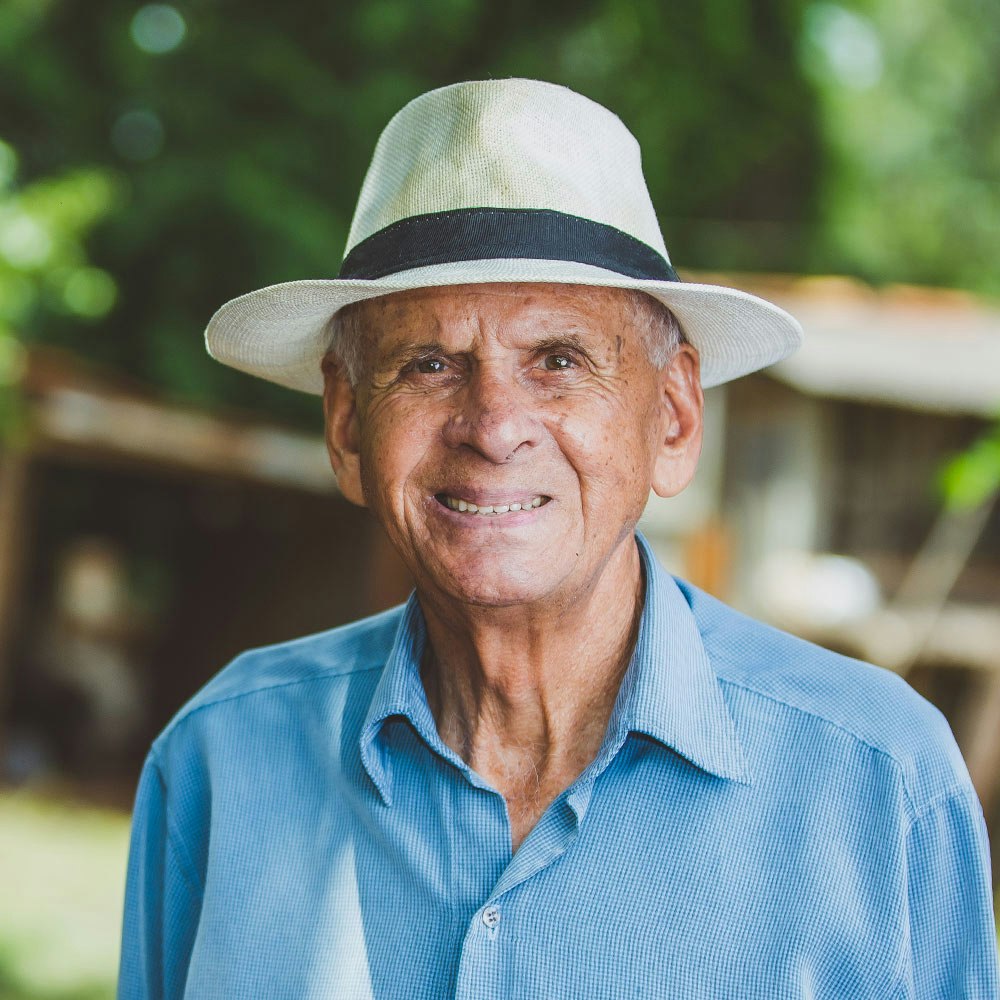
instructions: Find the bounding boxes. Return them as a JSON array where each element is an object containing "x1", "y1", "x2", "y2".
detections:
[{"x1": 118, "y1": 534, "x2": 998, "y2": 998}]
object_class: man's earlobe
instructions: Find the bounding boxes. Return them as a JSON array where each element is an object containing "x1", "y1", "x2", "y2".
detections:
[
  {"x1": 651, "y1": 344, "x2": 704, "y2": 499},
  {"x1": 321, "y1": 356, "x2": 367, "y2": 508}
]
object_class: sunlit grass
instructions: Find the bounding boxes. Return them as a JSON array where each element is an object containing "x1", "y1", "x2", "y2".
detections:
[{"x1": 0, "y1": 789, "x2": 129, "y2": 1000}]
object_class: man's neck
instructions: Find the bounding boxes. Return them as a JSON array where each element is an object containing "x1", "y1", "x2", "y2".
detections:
[{"x1": 418, "y1": 537, "x2": 646, "y2": 851}]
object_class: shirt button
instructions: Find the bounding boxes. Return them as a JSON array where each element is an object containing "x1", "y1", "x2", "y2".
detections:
[{"x1": 482, "y1": 905, "x2": 501, "y2": 929}]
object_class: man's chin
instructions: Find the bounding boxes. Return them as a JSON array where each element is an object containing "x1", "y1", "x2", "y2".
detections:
[{"x1": 421, "y1": 559, "x2": 560, "y2": 610}]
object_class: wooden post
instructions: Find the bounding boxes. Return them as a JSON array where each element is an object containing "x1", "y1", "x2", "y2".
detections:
[
  {"x1": 960, "y1": 670, "x2": 1000, "y2": 818},
  {"x1": 0, "y1": 444, "x2": 32, "y2": 746}
]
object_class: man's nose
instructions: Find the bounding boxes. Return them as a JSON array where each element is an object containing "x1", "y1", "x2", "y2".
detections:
[{"x1": 442, "y1": 369, "x2": 540, "y2": 463}]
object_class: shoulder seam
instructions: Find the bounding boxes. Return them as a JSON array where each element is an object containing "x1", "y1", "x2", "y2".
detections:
[
  {"x1": 717, "y1": 672, "x2": 917, "y2": 817},
  {"x1": 161, "y1": 660, "x2": 384, "y2": 740}
]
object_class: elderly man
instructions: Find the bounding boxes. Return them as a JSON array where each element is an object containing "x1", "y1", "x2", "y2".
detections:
[{"x1": 118, "y1": 80, "x2": 997, "y2": 998}]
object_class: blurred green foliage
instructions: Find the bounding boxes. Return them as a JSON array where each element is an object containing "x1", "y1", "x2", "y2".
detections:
[
  {"x1": 0, "y1": 141, "x2": 124, "y2": 439},
  {"x1": 941, "y1": 420, "x2": 1000, "y2": 510},
  {"x1": 0, "y1": 0, "x2": 822, "y2": 424},
  {"x1": 0, "y1": 0, "x2": 996, "y2": 426},
  {"x1": 803, "y1": 0, "x2": 1000, "y2": 295}
]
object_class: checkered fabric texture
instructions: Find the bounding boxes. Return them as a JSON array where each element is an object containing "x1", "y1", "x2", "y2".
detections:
[{"x1": 118, "y1": 534, "x2": 998, "y2": 998}]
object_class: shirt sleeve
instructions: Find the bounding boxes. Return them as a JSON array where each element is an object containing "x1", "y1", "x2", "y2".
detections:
[
  {"x1": 903, "y1": 789, "x2": 999, "y2": 998},
  {"x1": 117, "y1": 750, "x2": 203, "y2": 1000}
]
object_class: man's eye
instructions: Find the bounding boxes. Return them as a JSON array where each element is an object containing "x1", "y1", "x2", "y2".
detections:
[
  {"x1": 543, "y1": 354, "x2": 574, "y2": 371},
  {"x1": 413, "y1": 357, "x2": 447, "y2": 374}
]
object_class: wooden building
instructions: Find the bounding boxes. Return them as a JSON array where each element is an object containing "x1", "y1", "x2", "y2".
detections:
[
  {"x1": 642, "y1": 275, "x2": 1000, "y2": 834},
  {"x1": 0, "y1": 346, "x2": 408, "y2": 788}
]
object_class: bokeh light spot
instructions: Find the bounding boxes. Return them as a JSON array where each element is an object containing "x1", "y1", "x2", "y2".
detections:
[
  {"x1": 0, "y1": 210, "x2": 53, "y2": 268},
  {"x1": 804, "y1": 4, "x2": 883, "y2": 91},
  {"x1": 111, "y1": 110, "x2": 165, "y2": 162},
  {"x1": 130, "y1": 4, "x2": 186, "y2": 55},
  {"x1": 62, "y1": 267, "x2": 118, "y2": 318}
]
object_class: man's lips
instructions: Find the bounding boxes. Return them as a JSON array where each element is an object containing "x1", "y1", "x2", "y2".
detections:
[{"x1": 433, "y1": 491, "x2": 551, "y2": 516}]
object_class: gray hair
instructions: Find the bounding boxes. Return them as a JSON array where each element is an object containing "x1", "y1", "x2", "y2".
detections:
[
  {"x1": 323, "y1": 287, "x2": 685, "y2": 387},
  {"x1": 622, "y1": 289, "x2": 685, "y2": 369}
]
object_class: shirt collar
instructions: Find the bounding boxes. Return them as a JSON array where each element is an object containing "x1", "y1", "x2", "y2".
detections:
[
  {"x1": 359, "y1": 531, "x2": 752, "y2": 803},
  {"x1": 609, "y1": 532, "x2": 752, "y2": 784},
  {"x1": 358, "y1": 595, "x2": 439, "y2": 804}
]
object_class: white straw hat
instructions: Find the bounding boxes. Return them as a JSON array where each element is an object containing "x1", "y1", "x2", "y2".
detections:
[{"x1": 205, "y1": 78, "x2": 802, "y2": 391}]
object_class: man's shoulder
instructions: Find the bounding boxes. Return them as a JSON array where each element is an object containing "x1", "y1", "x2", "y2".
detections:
[
  {"x1": 676, "y1": 578, "x2": 974, "y2": 816},
  {"x1": 155, "y1": 602, "x2": 406, "y2": 746}
]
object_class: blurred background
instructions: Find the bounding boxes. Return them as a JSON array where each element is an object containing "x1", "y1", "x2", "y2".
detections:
[{"x1": 1, "y1": 0, "x2": 998, "y2": 994}]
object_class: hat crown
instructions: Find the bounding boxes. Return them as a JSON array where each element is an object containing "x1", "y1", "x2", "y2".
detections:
[{"x1": 346, "y1": 79, "x2": 669, "y2": 261}]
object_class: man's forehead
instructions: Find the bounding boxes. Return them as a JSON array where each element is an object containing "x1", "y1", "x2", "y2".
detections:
[{"x1": 349, "y1": 282, "x2": 636, "y2": 330}]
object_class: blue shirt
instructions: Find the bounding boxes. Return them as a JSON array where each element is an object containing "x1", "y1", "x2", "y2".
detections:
[{"x1": 118, "y1": 534, "x2": 998, "y2": 998}]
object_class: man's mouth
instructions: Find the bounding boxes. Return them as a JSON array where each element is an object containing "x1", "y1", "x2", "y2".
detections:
[{"x1": 435, "y1": 493, "x2": 550, "y2": 516}]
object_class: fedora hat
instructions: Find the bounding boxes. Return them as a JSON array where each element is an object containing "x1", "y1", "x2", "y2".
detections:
[{"x1": 205, "y1": 78, "x2": 802, "y2": 391}]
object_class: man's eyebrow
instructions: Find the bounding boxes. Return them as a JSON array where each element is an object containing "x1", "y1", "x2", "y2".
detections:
[
  {"x1": 528, "y1": 331, "x2": 590, "y2": 353},
  {"x1": 375, "y1": 341, "x2": 449, "y2": 368}
]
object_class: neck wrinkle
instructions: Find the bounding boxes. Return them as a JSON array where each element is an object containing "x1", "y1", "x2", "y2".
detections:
[{"x1": 418, "y1": 535, "x2": 645, "y2": 772}]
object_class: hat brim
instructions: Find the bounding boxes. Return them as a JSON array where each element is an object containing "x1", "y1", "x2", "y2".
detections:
[{"x1": 204, "y1": 258, "x2": 802, "y2": 392}]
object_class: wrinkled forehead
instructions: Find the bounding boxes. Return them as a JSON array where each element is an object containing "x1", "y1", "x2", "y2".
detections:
[{"x1": 343, "y1": 282, "x2": 642, "y2": 341}]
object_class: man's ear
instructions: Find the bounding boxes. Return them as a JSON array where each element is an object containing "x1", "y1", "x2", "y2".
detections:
[
  {"x1": 321, "y1": 354, "x2": 367, "y2": 508},
  {"x1": 651, "y1": 344, "x2": 704, "y2": 499}
]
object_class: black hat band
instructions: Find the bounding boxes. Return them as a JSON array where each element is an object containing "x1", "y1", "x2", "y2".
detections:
[{"x1": 338, "y1": 207, "x2": 679, "y2": 283}]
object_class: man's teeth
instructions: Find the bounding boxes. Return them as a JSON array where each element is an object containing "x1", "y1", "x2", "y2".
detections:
[{"x1": 440, "y1": 495, "x2": 547, "y2": 515}]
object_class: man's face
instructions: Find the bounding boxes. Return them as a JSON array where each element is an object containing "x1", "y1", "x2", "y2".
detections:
[{"x1": 323, "y1": 283, "x2": 702, "y2": 610}]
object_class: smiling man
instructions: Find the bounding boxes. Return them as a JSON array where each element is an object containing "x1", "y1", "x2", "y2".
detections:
[
  {"x1": 322, "y1": 282, "x2": 700, "y2": 851},
  {"x1": 118, "y1": 80, "x2": 998, "y2": 999}
]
